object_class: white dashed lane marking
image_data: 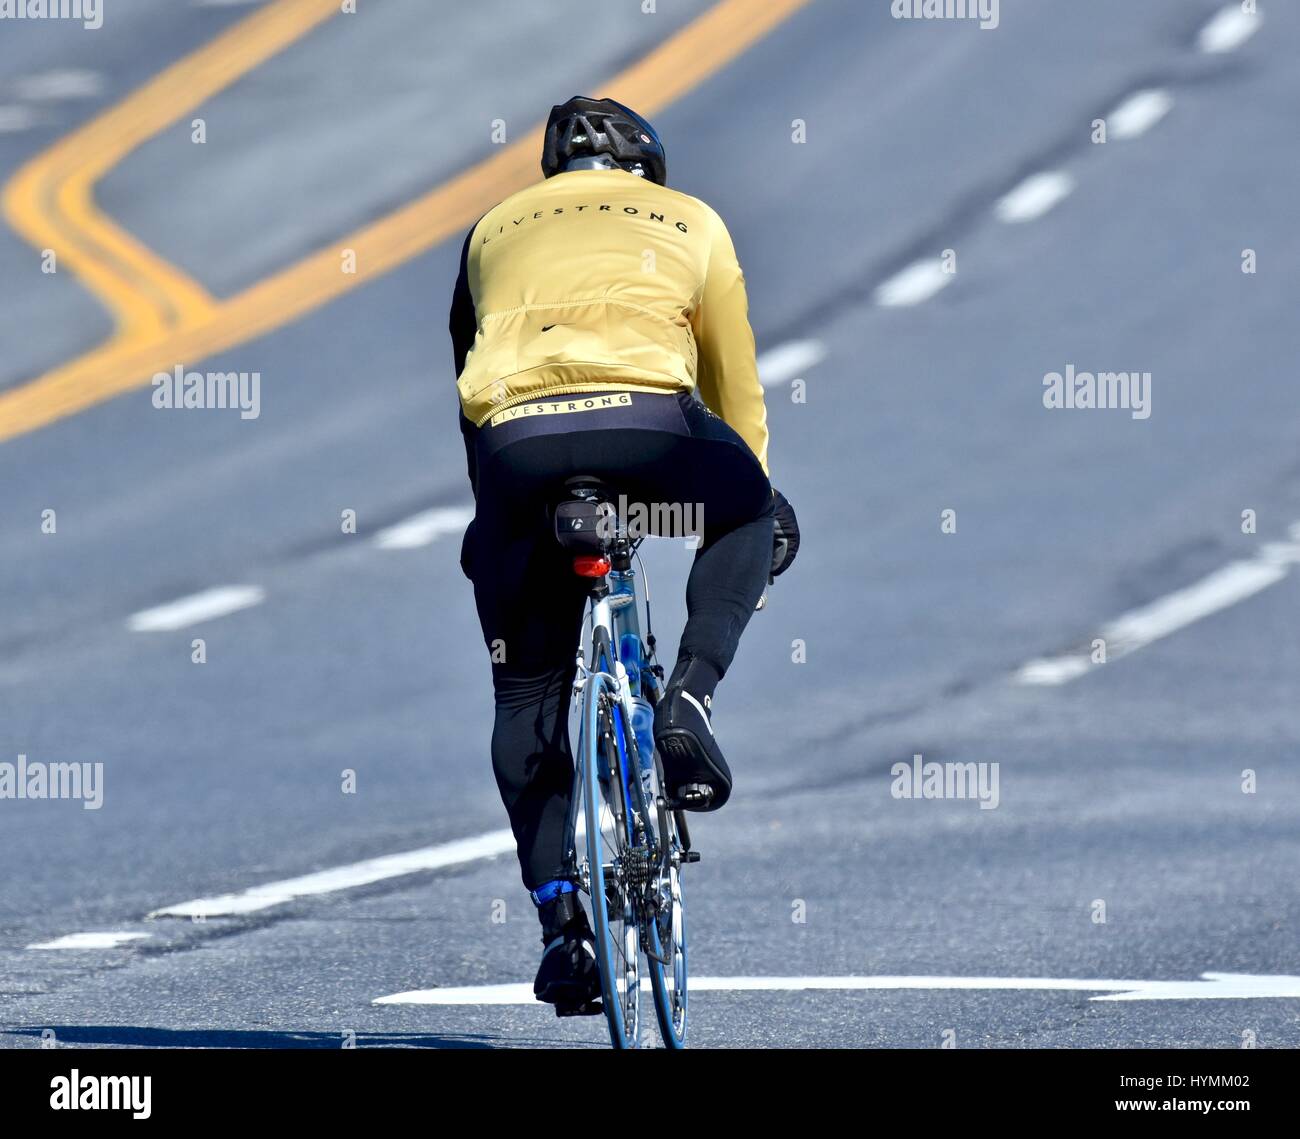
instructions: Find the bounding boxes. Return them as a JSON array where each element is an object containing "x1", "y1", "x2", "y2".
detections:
[
  {"x1": 1106, "y1": 89, "x2": 1173, "y2": 140},
  {"x1": 12, "y1": 69, "x2": 104, "y2": 101},
  {"x1": 0, "y1": 105, "x2": 37, "y2": 133},
  {"x1": 873, "y1": 259, "x2": 952, "y2": 307},
  {"x1": 127, "y1": 585, "x2": 265, "y2": 632},
  {"x1": 148, "y1": 829, "x2": 516, "y2": 918},
  {"x1": 126, "y1": 502, "x2": 469, "y2": 636},
  {"x1": 757, "y1": 340, "x2": 826, "y2": 386},
  {"x1": 995, "y1": 171, "x2": 1076, "y2": 224},
  {"x1": 373, "y1": 505, "x2": 474, "y2": 550},
  {"x1": 1016, "y1": 525, "x2": 1300, "y2": 686},
  {"x1": 1198, "y1": 4, "x2": 1262, "y2": 54}
]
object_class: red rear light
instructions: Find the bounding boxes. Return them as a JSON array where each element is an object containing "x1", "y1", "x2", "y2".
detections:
[{"x1": 573, "y1": 555, "x2": 611, "y2": 577}]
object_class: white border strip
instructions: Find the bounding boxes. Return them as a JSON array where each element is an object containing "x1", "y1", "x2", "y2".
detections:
[
  {"x1": 375, "y1": 971, "x2": 1300, "y2": 1005},
  {"x1": 28, "y1": 931, "x2": 151, "y2": 950}
]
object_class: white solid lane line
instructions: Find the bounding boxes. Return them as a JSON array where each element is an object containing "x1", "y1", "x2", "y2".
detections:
[
  {"x1": 1199, "y1": 4, "x2": 1262, "y2": 54},
  {"x1": 127, "y1": 585, "x2": 265, "y2": 632},
  {"x1": 373, "y1": 505, "x2": 474, "y2": 550},
  {"x1": 1107, "y1": 89, "x2": 1174, "y2": 140},
  {"x1": 374, "y1": 971, "x2": 1300, "y2": 1005},
  {"x1": 148, "y1": 828, "x2": 516, "y2": 918},
  {"x1": 873, "y1": 259, "x2": 952, "y2": 307},
  {"x1": 1016, "y1": 525, "x2": 1300, "y2": 686},
  {"x1": 28, "y1": 932, "x2": 151, "y2": 950},
  {"x1": 995, "y1": 171, "x2": 1076, "y2": 224},
  {"x1": 757, "y1": 340, "x2": 826, "y2": 386}
]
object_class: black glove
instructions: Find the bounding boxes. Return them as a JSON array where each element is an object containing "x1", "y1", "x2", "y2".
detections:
[{"x1": 770, "y1": 488, "x2": 800, "y2": 577}]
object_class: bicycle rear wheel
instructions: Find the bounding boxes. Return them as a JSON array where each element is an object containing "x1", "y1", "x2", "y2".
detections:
[{"x1": 581, "y1": 684, "x2": 640, "y2": 1048}]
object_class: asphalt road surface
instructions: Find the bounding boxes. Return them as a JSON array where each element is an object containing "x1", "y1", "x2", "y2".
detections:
[{"x1": 1, "y1": 0, "x2": 1297, "y2": 1049}]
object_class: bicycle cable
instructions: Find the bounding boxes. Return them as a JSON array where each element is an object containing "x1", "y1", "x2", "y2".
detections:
[{"x1": 631, "y1": 540, "x2": 660, "y2": 669}]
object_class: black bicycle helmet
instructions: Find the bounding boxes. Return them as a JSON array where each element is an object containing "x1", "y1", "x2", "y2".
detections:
[{"x1": 541, "y1": 96, "x2": 667, "y2": 186}]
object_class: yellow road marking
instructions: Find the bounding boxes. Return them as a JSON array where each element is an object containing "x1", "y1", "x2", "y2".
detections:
[
  {"x1": 3, "y1": 0, "x2": 340, "y2": 352},
  {"x1": 0, "y1": 0, "x2": 813, "y2": 443}
]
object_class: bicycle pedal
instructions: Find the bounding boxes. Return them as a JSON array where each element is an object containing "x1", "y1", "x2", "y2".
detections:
[
  {"x1": 674, "y1": 782, "x2": 714, "y2": 810},
  {"x1": 682, "y1": 850, "x2": 701, "y2": 864}
]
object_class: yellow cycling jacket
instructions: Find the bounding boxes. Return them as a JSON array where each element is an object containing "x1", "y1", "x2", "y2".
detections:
[{"x1": 449, "y1": 169, "x2": 769, "y2": 473}]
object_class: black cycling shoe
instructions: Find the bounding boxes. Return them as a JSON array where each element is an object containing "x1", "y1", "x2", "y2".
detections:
[
  {"x1": 653, "y1": 657, "x2": 732, "y2": 811},
  {"x1": 533, "y1": 891, "x2": 602, "y2": 1017}
]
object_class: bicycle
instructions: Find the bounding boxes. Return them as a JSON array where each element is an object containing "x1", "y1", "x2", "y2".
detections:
[{"x1": 553, "y1": 476, "x2": 698, "y2": 1049}]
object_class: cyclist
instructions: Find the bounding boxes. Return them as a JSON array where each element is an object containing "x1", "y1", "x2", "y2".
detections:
[{"x1": 450, "y1": 97, "x2": 800, "y2": 1014}]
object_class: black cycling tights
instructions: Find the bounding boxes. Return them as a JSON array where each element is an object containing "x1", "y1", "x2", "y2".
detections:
[{"x1": 459, "y1": 390, "x2": 773, "y2": 890}]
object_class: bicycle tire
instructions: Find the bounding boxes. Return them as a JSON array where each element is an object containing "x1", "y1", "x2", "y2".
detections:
[
  {"x1": 582, "y1": 680, "x2": 640, "y2": 1048},
  {"x1": 643, "y1": 747, "x2": 688, "y2": 1048}
]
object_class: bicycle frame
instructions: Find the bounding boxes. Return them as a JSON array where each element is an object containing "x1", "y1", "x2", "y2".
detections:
[{"x1": 566, "y1": 583, "x2": 653, "y2": 861}]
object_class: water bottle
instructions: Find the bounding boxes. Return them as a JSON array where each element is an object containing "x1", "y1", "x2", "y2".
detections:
[
  {"x1": 619, "y1": 632, "x2": 642, "y2": 695},
  {"x1": 630, "y1": 696, "x2": 656, "y2": 798}
]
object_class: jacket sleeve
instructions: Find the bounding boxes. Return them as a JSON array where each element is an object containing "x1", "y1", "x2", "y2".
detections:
[
  {"x1": 691, "y1": 209, "x2": 770, "y2": 475},
  {"x1": 449, "y1": 227, "x2": 479, "y2": 496}
]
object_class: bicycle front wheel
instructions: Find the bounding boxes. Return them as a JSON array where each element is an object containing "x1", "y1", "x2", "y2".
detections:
[
  {"x1": 645, "y1": 760, "x2": 688, "y2": 1048},
  {"x1": 582, "y1": 684, "x2": 640, "y2": 1048}
]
